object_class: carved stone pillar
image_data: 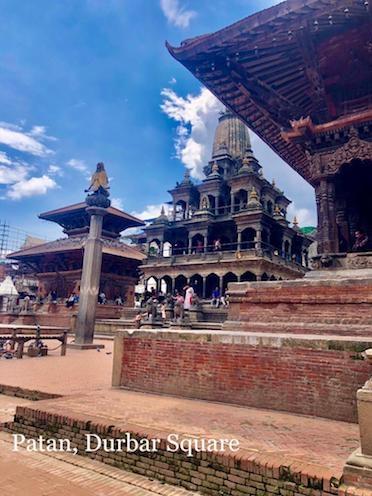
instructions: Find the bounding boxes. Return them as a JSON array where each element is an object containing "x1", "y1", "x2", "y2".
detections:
[
  {"x1": 343, "y1": 352, "x2": 372, "y2": 490},
  {"x1": 255, "y1": 229, "x2": 262, "y2": 250},
  {"x1": 315, "y1": 179, "x2": 338, "y2": 254},
  {"x1": 73, "y1": 207, "x2": 107, "y2": 349},
  {"x1": 237, "y1": 231, "x2": 242, "y2": 251},
  {"x1": 188, "y1": 236, "x2": 192, "y2": 254},
  {"x1": 230, "y1": 193, "x2": 234, "y2": 213}
]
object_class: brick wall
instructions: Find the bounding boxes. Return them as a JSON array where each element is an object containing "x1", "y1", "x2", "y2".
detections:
[
  {"x1": 5, "y1": 407, "x2": 344, "y2": 496},
  {"x1": 119, "y1": 331, "x2": 372, "y2": 423},
  {"x1": 227, "y1": 280, "x2": 372, "y2": 326}
]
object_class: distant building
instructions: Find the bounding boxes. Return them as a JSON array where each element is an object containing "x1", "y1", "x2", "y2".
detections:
[
  {"x1": 134, "y1": 111, "x2": 312, "y2": 297},
  {"x1": 8, "y1": 202, "x2": 145, "y2": 305}
]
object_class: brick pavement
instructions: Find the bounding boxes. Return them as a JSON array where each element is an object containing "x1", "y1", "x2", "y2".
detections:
[
  {"x1": 8, "y1": 388, "x2": 360, "y2": 476},
  {"x1": 0, "y1": 334, "x2": 364, "y2": 494},
  {"x1": 0, "y1": 338, "x2": 113, "y2": 395},
  {"x1": 0, "y1": 431, "x2": 195, "y2": 496}
]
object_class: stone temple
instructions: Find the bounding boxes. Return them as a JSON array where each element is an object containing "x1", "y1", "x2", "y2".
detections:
[{"x1": 135, "y1": 110, "x2": 313, "y2": 297}]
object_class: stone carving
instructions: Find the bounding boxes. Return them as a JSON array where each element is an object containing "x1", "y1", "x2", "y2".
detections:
[
  {"x1": 85, "y1": 162, "x2": 111, "y2": 208},
  {"x1": 305, "y1": 150, "x2": 322, "y2": 179},
  {"x1": 327, "y1": 128, "x2": 372, "y2": 174},
  {"x1": 311, "y1": 253, "x2": 372, "y2": 270},
  {"x1": 305, "y1": 128, "x2": 372, "y2": 180},
  {"x1": 201, "y1": 196, "x2": 209, "y2": 210}
]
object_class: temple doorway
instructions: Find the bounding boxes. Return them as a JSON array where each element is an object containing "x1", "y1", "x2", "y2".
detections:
[
  {"x1": 190, "y1": 274, "x2": 203, "y2": 296},
  {"x1": 223, "y1": 272, "x2": 238, "y2": 293},
  {"x1": 335, "y1": 160, "x2": 372, "y2": 252},
  {"x1": 206, "y1": 273, "x2": 219, "y2": 298}
]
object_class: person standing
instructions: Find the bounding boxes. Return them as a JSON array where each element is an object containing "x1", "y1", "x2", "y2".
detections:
[
  {"x1": 211, "y1": 287, "x2": 221, "y2": 307},
  {"x1": 183, "y1": 284, "x2": 195, "y2": 311}
]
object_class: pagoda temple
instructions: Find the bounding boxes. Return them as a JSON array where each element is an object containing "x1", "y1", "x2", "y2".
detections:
[
  {"x1": 136, "y1": 111, "x2": 312, "y2": 297},
  {"x1": 8, "y1": 202, "x2": 145, "y2": 305}
]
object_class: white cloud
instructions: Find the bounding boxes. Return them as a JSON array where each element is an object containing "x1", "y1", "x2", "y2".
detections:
[
  {"x1": 111, "y1": 197, "x2": 124, "y2": 210},
  {"x1": 169, "y1": 77, "x2": 177, "y2": 85},
  {"x1": 132, "y1": 203, "x2": 167, "y2": 221},
  {"x1": 7, "y1": 175, "x2": 57, "y2": 200},
  {"x1": 0, "y1": 165, "x2": 29, "y2": 185},
  {"x1": 29, "y1": 125, "x2": 46, "y2": 137},
  {"x1": 67, "y1": 158, "x2": 88, "y2": 173},
  {"x1": 0, "y1": 151, "x2": 12, "y2": 165},
  {"x1": 160, "y1": 0, "x2": 196, "y2": 28},
  {"x1": 48, "y1": 164, "x2": 63, "y2": 176},
  {"x1": 161, "y1": 87, "x2": 223, "y2": 179},
  {"x1": 0, "y1": 123, "x2": 54, "y2": 156},
  {"x1": 287, "y1": 204, "x2": 317, "y2": 228}
]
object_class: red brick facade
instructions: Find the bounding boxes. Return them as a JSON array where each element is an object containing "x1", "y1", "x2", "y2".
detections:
[
  {"x1": 227, "y1": 280, "x2": 372, "y2": 331},
  {"x1": 120, "y1": 333, "x2": 372, "y2": 423}
]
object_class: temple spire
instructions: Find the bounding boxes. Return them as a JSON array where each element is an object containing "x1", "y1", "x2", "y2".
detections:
[{"x1": 212, "y1": 110, "x2": 252, "y2": 160}]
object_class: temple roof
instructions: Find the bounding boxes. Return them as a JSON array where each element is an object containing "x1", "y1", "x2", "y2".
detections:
[
  {"x1": 8, "y1": 236, "x2": 146, "y2": 262},
  {"x1": 39, "y1": 202, "x2": 144, "y2": 236},
  {"x1": 167, "y1": 0, "x2": 372, "y2": 185}
]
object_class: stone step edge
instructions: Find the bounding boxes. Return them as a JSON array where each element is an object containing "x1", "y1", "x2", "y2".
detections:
[{"x1": 0, "y1": 383, "x2": 62, "y2": 402}]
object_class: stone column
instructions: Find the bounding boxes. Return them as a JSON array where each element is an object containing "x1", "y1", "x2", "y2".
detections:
[
  {"x1": 230, "y1": 193, "x2": 234, "y2": 213},
  {"x1": 73, "y1": 207, "x2": 107, "y2": 349},
  {"x1": 343, "y1": 351, "x2": 372, "y2": 490},
  {"x1": 188, "y1": 236, "x2": 193, "y2": 254},
  {"x1": 255, "y1": 229, "x2": 262, "y2": 250},
  {"x1": 237, "y1": 231, "x2": 242, "y2": 251},
  {"x1": 215, "y1": 197, "x2": 219, "y2": 216},
  {"x1": 202, "y1": 276, "x2": 206, "y2": 299},
  {"x1": 315, "y1": 179, "x2": 338, "y2": 254},
  {"x1": 219, "y1": 275, "x2": 224, "y2": 292}
]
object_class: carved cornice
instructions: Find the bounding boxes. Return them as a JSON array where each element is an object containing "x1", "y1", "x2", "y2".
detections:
[
  {"x1": 327, "y1": 128, "x2": 372, "y2": 173},
  {"x1": 305, "y1": 128, "x2": 372, "y2": 181}
]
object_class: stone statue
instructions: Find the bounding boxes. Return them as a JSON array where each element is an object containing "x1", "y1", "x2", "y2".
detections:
[
  {"x1": 201, "y1": 196, "x2": 209, "y2": 210},
  {"x1": 85, "y1": 162, "x2": 111, "y2": 208}
]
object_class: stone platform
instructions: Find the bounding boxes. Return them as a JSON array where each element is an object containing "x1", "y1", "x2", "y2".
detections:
[
  {"x1": 224, "y1": 274, "x2": 372, "y2": 336},
  {"x1": 3, "y1": 389, "x2": 361, "y2": 496}
]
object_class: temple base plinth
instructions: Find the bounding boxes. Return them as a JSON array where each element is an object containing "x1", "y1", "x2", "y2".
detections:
[{"x1": 343, "y1": 449, "x2": 372, "y2": 490}]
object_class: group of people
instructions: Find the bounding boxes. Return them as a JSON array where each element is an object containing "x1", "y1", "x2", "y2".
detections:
[
  {"x1": 135, "y1": 284, "x2": 198, "y2": 327},
  {"x1": 134, "y1": 283, "x2": 230, "y2": 328}
]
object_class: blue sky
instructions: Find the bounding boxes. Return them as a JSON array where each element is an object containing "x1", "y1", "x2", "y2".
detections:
[{"x1": 0, "y1": 0, "x2": 316, "y2": 239}]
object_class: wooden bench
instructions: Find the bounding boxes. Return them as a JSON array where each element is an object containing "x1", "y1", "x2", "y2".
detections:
[{"x1": 0, "y1": 324, "x2": 68, "y2": 359}]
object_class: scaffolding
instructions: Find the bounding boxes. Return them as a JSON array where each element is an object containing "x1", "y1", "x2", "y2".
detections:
[{"x1": 0, "y1": 220, "x2": 46, "y2": 263}]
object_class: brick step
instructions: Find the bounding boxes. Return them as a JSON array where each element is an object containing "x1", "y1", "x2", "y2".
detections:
[
  {"x1": 190, "y1": 322, "x2": 223, "y2": 331},
  {"x1": 227, "y1": 321, "x2": 372, "y2": 337},
  {"x1": 4, "y1": 390, "x2": 354, "y2": 496},
  {"x1": 240, "y1": 314, "x2": 372, "y2": 325}
]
